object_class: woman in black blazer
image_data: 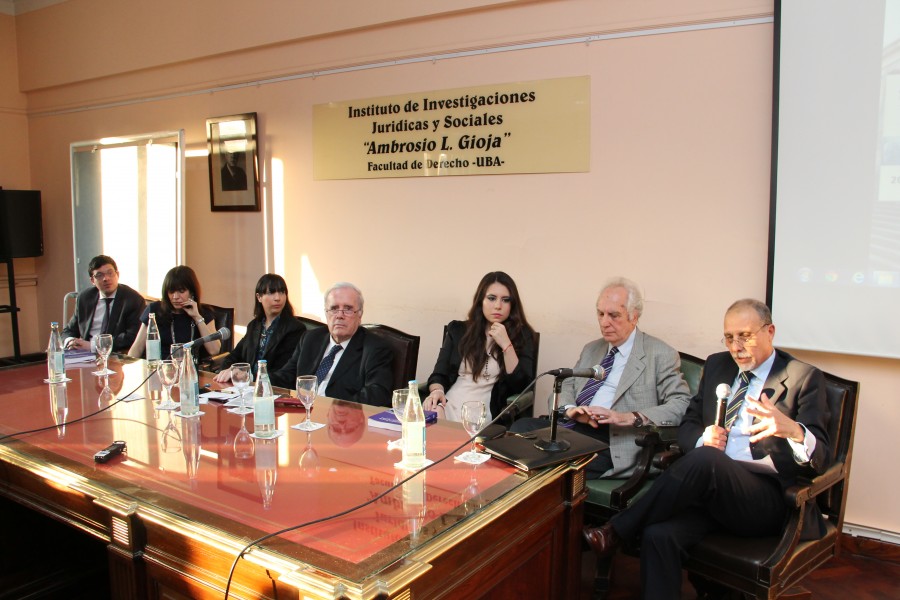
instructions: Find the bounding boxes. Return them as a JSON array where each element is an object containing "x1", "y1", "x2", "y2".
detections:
[
  {"x1": 423, "y1": 271, "x2": 535, "y2": 422},
  {"x1": 213, "y1": 274, "x2": 304, "y2": 382}
]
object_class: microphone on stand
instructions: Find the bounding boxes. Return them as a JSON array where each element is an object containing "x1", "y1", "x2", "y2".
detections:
[
  {"x1": 183, "y1": 327, "x2": 231, "y2": 349},
  {"x1": 543, "y1": 365, "x2": 607, "y2": 380},
  {"x1": 714, "y1": 383, "x2": 731, "y2": 428},
  {"x1": 533, "y1": 364, "x2": 606, "y2": 453}
]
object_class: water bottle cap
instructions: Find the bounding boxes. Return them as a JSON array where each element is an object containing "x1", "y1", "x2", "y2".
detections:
[{"x1": 51, "y1": 321, "x2": 58, "y2": 326}]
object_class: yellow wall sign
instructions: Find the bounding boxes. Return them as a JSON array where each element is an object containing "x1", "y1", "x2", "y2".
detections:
[{"x1": 313, "y1": 76, "x2": 590, "y2": 179}]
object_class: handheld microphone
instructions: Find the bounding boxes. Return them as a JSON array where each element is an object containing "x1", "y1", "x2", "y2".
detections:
[
  {"x1": 544, "y1": 365, "x2": 606, "y2": 380},
  {"x1": 183, "y1": 327, "x2": 231, "y2": 349},
  {"x1": 714, "y1": 383, "x2": 731, "y2": 428}
]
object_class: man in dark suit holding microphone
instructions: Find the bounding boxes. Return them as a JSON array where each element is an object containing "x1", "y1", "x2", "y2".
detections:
[{"x1": 583, "y1": 298, "x2": 831, "y2": 599}]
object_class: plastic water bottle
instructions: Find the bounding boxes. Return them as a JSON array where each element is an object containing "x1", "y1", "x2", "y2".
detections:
[
  {"x1": 46, "y1": 322, "x2": 65, "y2": 383},
  {"x1": 253, "y1": 360, "x2": 276, "y2": 438},
  {"x1": 402, "y1": 380, "x2": 426, "y2": 469},
  {"x1": 146, "y1": 313, "x2": 161, "y2": 366},
  {"x1": 179, "y1": 346, "x2": 200, "y2": 416}
]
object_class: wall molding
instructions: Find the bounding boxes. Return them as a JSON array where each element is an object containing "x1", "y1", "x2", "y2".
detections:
[{"x1": 30, "y1": 16, "x2": 773, "y2": 119}]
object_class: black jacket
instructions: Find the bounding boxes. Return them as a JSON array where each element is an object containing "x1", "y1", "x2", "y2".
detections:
[
  {"x1": 426, "y1": 320, "x2": 535, "y2": 418},
  {"x1": 270, "y1": 326, "x2": 393, "y2": 407},
  {"x1": 220, "y1": 315, "x2": 305, "y2": 375},
  {"x1": 63, "y1": 284, "x2": 145, "y2": 352}
]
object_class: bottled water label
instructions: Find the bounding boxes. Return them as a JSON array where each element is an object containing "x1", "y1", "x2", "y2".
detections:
[
  {"x1": 147, "y1": 339, "x2": 161, "y2": 361},
  {"x1": 402, "y1": 421, "x2": 426, "y2": 467},
  {"x1": 48, "y1": 352, "x2": 65, "y2": 381},
  {"x1": 254, "y1": 395, "x2": 276, "y2": 437}
]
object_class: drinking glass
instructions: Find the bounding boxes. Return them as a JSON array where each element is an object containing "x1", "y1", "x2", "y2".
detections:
[
  {"x1": 170, "y1": 343, "x2": 185, "y2": 373},
  {"x1": 229, "y1": 362, "x2": 253, "y2": 415},
  {"x1": 157, "y1": 360, "x2": 179, "y2": 410},
  {"x1": 390, "y1": 388, "x2": 409, "y2": 446},
  {"x1": 233, "y1": 414, "x2": 255, "y2": 459},
  {"x1": 93, "y1": 333, "x2": 115, "y2": 376},
  {"x1": 459, "y1": 401, "x2": 490, "y2": 464},
  {"x1": 294, "y1": 375, "x2": 319, "y2": 431}
]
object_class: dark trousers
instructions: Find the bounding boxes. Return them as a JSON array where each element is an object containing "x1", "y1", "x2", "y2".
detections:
[
  {"x1": 509, "y1": 416, "x2": 613, "y2": 478},
  {"x1": 609, "y1": 446, "x2": 786, "y2": 600}
]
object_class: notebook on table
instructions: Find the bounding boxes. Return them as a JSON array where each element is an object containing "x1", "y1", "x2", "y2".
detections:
[{"x1": 482, "y1": 426, "x2": 608, "y2": 472}]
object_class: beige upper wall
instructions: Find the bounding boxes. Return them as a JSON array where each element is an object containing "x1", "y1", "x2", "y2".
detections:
[{"x1": 6, "y1": 0, "x2": 898, "y2": 536}]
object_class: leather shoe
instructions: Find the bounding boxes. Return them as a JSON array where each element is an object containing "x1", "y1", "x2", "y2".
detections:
[{"x1": 583, "y1": 523, "x2": 621, "y2": 557}]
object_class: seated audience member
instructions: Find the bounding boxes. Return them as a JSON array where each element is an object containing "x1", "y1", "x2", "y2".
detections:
[
  {"x1": 63, "y1": 255, "x2": 145, "y2": 353},
  {"x1": 128, "y1": 266, "x2": 221, "y2": 362},
  {"x1": 422, "y1": 271, "x2": 535, "y2": 423},
  {"x1": 583, "y1": 299, "x2": 831, "y2": 600},
  {"x1": 510, "y1": 277, "x2": 691, "y2": 479},
  {"x1": 270, "y1": 282, "x2": 393, "y2": 407},
  {"x1": 213, "y1": 274, "x2": 304, "y2": 382}
]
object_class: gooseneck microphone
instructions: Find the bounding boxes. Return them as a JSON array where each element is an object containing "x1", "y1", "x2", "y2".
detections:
[
  {"x1": 183, "y1": 327, "x2": 231, "y2": 349},
  {"x1": 543, "y1": 365, "x2": 607, "y2": 380},
  {"x1": 714, "y1": 383, "x2": 732, "y2": 428}
]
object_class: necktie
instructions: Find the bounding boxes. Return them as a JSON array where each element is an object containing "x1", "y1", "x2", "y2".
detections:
[
  {"x1": 574, "y1": 346, "x2": 619, "y2": 406},
  {"x1": 100, "y1": 297, "x2": 114, "y2": 334},
  {"x1": 724, "y1": 371, "x2": 753, "y2": 429},
  {"x1": 315, "y1": 344, "x2": 343, "y2": 383}
]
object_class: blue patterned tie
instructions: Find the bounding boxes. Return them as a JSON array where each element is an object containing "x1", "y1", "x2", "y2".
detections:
[
  {"x1": 574, "y1": 346, "x2": 618, "y2": 406},
  {"x1": 315, "y1": 344, "x2": 343, "y2": 383},
  {"x1": 724, "y1": 371, "x2": 753, "y2": 429}
]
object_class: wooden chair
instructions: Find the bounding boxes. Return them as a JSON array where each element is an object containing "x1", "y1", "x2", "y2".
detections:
[
  {"x1": 679, "y1": 371, "x2": 859, "y2": 599},
  {"x1": 297, "y1": 315, "x2": 327, "y2": 331},
  {"x1": 198, "y1": 303, "x2": 234, "y2": 371},
  {"x1": 363, "y1": 323, "x2": 420, "y2": 391}
]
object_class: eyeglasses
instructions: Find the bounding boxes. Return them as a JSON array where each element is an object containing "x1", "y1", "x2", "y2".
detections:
[
  {"x1": 721, "y1": 324, "x2": 770, "y2": 348},
  {"x1": 325, "y1": 308, "x2": 359, "y2": 316},
  {"x1": 91, "y1": 269, "x2": 117, "y2": 280}
]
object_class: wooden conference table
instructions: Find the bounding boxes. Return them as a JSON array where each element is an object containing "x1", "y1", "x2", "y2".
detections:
[{"x1": 0, "y1": 357, "x2": 590, "y2": 600}]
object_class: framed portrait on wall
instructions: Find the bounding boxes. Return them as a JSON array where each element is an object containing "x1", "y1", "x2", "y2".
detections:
[{"x1": 206, "y1": 112, "x2": 260, "y2": 212}]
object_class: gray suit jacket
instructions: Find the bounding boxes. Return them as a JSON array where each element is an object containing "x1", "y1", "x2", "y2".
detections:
[{"x1": 561, "y1": 329, "x2": 691, "y2": 477}]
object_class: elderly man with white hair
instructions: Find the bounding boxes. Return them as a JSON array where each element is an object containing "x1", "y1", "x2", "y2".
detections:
[{"x1": 510, "y1": 277, "x2": 691, "y2": 479}]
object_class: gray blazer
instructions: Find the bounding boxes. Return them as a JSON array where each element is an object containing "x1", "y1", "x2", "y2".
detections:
[{"x1": 560, "y1": 328, "x2": 691, "y2": 477}]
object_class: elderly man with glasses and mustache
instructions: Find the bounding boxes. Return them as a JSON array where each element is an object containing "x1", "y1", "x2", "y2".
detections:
[{"x1": 271, "y1": 282, "x2": 393, "y2": 407}]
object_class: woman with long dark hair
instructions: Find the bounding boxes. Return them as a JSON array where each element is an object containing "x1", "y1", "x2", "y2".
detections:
[
  {"x1": 128, "y1": 265, "x2": 221, "y2": 362},
  {"x1": 423, "y1": 271, "x2": 535, "y2": 422},
  {"x1": 213, "y1": 274, "x2": 304, "y2": 381}
]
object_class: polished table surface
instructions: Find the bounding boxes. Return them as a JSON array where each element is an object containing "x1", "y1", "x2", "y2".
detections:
[{"x1": 0, "y1": 356, "x2": 585, "y2": 598}]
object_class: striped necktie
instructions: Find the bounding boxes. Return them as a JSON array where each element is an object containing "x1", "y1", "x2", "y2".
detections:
[
  {"x1": 724, "y1": 371, "x2": 753, "y2": 429},
  {"x1": 315, "y1": 344, "x2": 343, "y2": 383},
  {"x1": 574, "y1": 346, "x2": 619, "y2": 407}
]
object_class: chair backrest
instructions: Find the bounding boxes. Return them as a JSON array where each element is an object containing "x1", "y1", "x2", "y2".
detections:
[
  {"x1": 529, "y1": 330, "x2": 541, "y2": 379},
  {"x1": 364, "y1": 323, "x2": 420, "y2": 391},
  {"x1": 819, "y1": 371, "x2": 859, "y2": 526},
  {"x1": 204, "y1": 304, "x2": 235, "y2": 354},
  {"x1": 297, "y1": 316, "x2": 327, "y2": 331},
  {"x1": 677, "y1": 351, "x2": 705, "y2": 396}
]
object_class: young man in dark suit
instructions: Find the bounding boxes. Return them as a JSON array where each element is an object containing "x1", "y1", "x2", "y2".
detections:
[
  {"x1": 63, "y1": 255, "x2": 146, "y2": 353},
  {"x1": 271, "y1": 282, "x2": 393, "y2": 407},
  {"x1": 583, "y1": 298, "x2": 831, "y2": 600}
]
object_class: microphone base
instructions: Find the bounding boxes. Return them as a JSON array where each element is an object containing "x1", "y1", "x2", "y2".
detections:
[{"x1": 533, "y1": 436, "x2": 571, "y2": 453}]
